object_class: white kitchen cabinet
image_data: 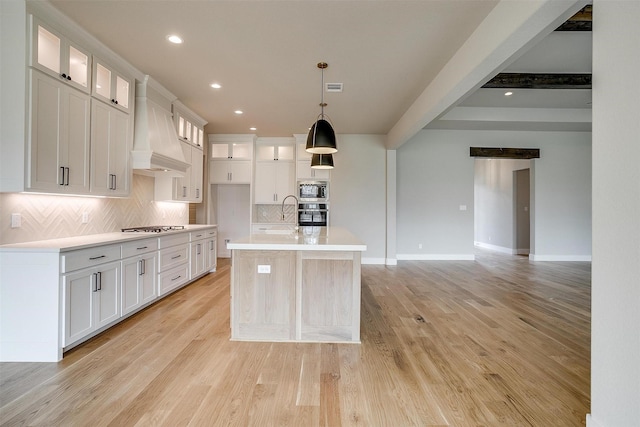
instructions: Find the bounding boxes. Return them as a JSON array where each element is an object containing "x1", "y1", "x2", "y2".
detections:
[
  {"x1": 190, "y1": 231, "x2": 207, "y2": 279},
  {"x1": 63, "y1": 260, "x2": 120, "y2": 347},
  {"x1": 121, "y1": 238, "x2": 158, "y2": 316},
  {"x1": 31, "y1": 17, "x2": 90, "y2": 93},
  {"x1": 90, "y1": 100, "x2": 131, "y2": 196},
  {"x1": 189, "y1": 227, "x2": 217, "y2": 277},
  {"x1": 205, "y1": 228, "x2": 217, "y2": 272},
  {"x1": 28, "y1": 69, "x2": 91, "y2": 194},
  {"x1": 155, "y1": 142, "x2": 203, "y2": 202},
  {"x1": 158, "y1": 233, "x2": 190, "y2": 296},
  {"x1": 256, "y1": 143, "x2": 294, "y2": 162},
  {"x1": 210, "y1": 160, "x2": 252, "y2": 184},
  {"x1": 254, "y1": 161, "x2": 295, "y2": 204},
  {"x1": 297, "y1": 160, "x2": 330, "y2": 180},
  {"x1": 209, "y1": 134, "x2": 255, "y2": 159},
  {"x1": 92, "y1": 57, "x2": 132, "y2": 113},
  {"x1": 175, "y1": 107, "x2": 205, "y2": 147},
  {"x1": 296, "y1": 140, "x2": 330, "y2": 180}
]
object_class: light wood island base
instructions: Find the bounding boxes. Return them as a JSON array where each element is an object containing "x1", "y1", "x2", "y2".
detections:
[{"x1": 228, "y1": 227, "x2": 366, "y2": 343}]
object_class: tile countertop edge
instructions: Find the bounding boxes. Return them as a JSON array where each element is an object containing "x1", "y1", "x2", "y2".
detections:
[
  {"x1": 0, "y1": 225, "x2": 218, "y2": 252},
  {"x1": 227, "y1": 227, "x2": 367, "y2": 252}
]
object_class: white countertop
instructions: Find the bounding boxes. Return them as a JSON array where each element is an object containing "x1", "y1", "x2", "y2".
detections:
[
  {"x1": 227, "y1": 227, "x2": 366, "y2": 251},
  {"x1": 0, "y1": 225, "x2": 217, "y2": 253}
]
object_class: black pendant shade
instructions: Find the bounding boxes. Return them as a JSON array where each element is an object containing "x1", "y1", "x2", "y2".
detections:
[
  {"x1": 306, "y1": 119, "x2": 337, "y2": 154},
  {"x1": 311, "y1": 153, "x2": 334, "y2": 169}
]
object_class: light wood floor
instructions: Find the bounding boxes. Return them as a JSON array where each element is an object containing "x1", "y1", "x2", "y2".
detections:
[{"x1": 0, "y1": 250, "x2": 591, "y2": 426}]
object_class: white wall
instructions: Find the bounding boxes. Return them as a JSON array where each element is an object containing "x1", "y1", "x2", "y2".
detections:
[
  {"x1": 330, "y1": 134, "x2": 387, "y2": 263},
  {"x1": 397, "y1": 132, "x2": 475, "y2": 259},
  {"x1": 397, "y1": 129, "x2": 591, "y2": 260},
  {"x1": 474, "y1": 159, "x2": 530, "y2": 253},
  {"x1": 588, "y1": 1, "x2": 640, "y2": 426}
]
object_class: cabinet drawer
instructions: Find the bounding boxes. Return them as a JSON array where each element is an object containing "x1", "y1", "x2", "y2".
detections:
[
  {"x1": 158, "y1": 233, "x2": 189, "y2": 249},
  {"x1": 121, "y1": 238, "x2": 158, "y2": 258},
  {"x1": 158, "y1": 244, "x2": 189, "y2": 272},
  {"x1": 61, "y1": 244, "x2": 120, "y2": 273},
  {"x1": 189, "y1": 230, "x2": 207, "y2": 242},
  {"x1": 190, "y1": 228, "x2": 217, "y2": 241},
  {"x1": 158, "y1": 263, "x2": 190, "y2": 296}
]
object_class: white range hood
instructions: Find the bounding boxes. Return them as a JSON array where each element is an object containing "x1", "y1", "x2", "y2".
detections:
[{"x1": 131, "y1": 75, "x2": 188, "y2": 176}]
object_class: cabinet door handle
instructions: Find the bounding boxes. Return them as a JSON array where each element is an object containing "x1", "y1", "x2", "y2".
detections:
[
  {"x1": 136, "y1": 246, "x2": 148, "y2": 250},
  {"x1": 139, "y1": 259, "x2": 145, "y2": 276},
  {"x1": 92, "y1": 273, "x2": 98, "y2": 292},
  {"x1": 89, "y1": 255, "x2": 106, "y2": 261},
  {"x1": 196, "y1": 188, "x2": 200, "y2": 198},
  {"x1": 97, "y1": 271, "x2": 102, "y2": 291},
  {"x1": 197, "y1": 243, "x2": 201, "y2": 255},
  {"x1": 171, "y1": 275, "x2": 182, "y2": 281},
  {"x1": 182, "y1": 186, "x2": 187, "y2": 198},
  {"x1": 59, "y1": 167, "x2": 65, "y2": 185},
  {"x1": 65, "y1": 167, "x2": 70, "y2": 185},
  {"x1": 210, "y1": 240, "x2": 214, "y2": 250},
  {"x1": 171, "y1": 254, "x2": 182, "y2": 260}
]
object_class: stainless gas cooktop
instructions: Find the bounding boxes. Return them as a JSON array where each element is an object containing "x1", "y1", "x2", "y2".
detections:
[{"x1": 121, "y1": 226, "x2": 185, "y2": 233}]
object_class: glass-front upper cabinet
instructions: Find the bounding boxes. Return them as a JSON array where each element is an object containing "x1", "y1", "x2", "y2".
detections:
[
  {"x1": 209, "y1": 134, "x2": 256, "y2": 160},
  {"x1": 174, "y1": 102, "x2": 206, "y2": 147},
  {"x1": 92, "y1": 58, "x2": 132, "y2": 113},
  {"x1": 31, "y1": 17, "x2": 91, "y2": 93}
]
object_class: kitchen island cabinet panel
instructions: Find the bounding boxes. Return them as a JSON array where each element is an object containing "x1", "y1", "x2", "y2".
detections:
[
  {"x1": 298, "y1": 251, "x2": 360, "y2": 342},
  {"x1": 232, "y1": 250, "x2": 296, "y2": 340},
  {"x1": 228, "y1": 227, "x2": 365, "y2": 343}
]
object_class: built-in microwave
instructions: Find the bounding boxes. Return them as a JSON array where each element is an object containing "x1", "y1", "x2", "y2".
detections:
[{"x1": 298, "y1": 181, "x2": 328, "y2": 202}]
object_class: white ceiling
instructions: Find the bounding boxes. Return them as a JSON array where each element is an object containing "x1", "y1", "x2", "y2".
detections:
[{"x1": 47, "y1": 0, "x2": 591, "y2": 140}]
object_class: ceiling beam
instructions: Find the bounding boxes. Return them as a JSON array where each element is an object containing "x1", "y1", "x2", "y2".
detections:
[
  {"x1": 470, "y1": 147, "x2": 540, "y2": 159},
  {"x1": 482, "y1": 73, "x2": 592, "y2": 89},
  {"x1": 385, "y1": 0, "x2": 590, "y2": 150},
  {"x1": 556, "y1": 5, "x2": 592, "y2": 31}
]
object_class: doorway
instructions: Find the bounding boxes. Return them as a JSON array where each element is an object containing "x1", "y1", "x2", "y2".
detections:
[
  {"x1": 474, "y1": 158, "x2": 531, "y2": 255},
  {"x1": 212, "y1": 184, "x2": 251, "y2": 258},
  {"x1": 513, "y1": 168, "x2": 531, "y2": 255}
]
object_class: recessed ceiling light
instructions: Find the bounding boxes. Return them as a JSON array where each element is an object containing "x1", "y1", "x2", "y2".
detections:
[
  {"x1": 234, "y1": 110, "x2": 243, "y2": 115},
  {"x1": 249, "y1": 127, "x2": 257, "y2": 131},
  {"x1": 504, "y1": 91, "x2": 513, "y2": 96},
  {"x1": 166, "y1": 35, "x2": 183, "y2": 44},
  {"x1": 210, "y1": 83, "x2": 221, "y2": 89}
]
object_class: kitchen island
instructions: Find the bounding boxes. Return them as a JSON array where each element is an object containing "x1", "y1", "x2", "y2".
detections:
[{"x1": 227, "y1": 227, "x2": 366, "y2": 343}]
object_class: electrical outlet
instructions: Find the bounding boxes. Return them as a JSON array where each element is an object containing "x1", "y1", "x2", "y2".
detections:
[
  {"x1": 418, "y1": 243, "x2": 422, "y2": 249},
  {"x1": 11, "y1": 213, "x2": 21, "y2": 228},
  {"x1": 258, "y1": 265, "x2": 271, "y2": 274}
]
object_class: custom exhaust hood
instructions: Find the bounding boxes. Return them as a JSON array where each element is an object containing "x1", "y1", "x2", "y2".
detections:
[{"x1": 131, "y1": 76, "x2": 188, "y2": 176}]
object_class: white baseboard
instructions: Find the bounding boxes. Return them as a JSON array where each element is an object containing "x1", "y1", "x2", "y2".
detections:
[
  {"x1": 586, "y1": 414, "x2": 605, "y2": 427},
  {"x1": 474, "y1": 241, "x2": 530, "y2": 255},
  {"x1": 529, "y1": 254, "x2": 592, "y2": 262},
  {"x1": 397, "y1": 254, "x2": 475, "y2": 261},
  {"x1": 361, "y1": 257, "x2": 386, "y2": 265},
  {"x1": 385, "y1": 258, "x2": 397, "y2": 266}
]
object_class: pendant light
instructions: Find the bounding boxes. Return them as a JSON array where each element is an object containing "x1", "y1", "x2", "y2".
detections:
[
  {"x1": 311, "y1": 153, "x2": 334, "y2": 169},
  {"x1": 306, "y1": 62, "x2": 337, "y2": 154}
]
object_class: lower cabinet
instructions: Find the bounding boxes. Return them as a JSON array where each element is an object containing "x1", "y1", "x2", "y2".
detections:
[
  {"x1": 205, "y1": 233, "x2": 217, "y2": 272},
  {"x1": 190, "y1": 227, "x2": 217, "y2": 278},
  {"x1": 121, "y1": 253, "x2": 157, "y2": 316},
  {"x1": 158, "y1": 233, "x2": 190, "y2": 296},
  {"x1": 63, "y1": 260, "x2": 120, "y2": 347}
]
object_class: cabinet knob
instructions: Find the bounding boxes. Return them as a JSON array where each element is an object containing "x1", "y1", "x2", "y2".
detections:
[
  {"x1": 60, "y1": 73, "x2": 67, "y2": 79},
  {"x1": 66, "y1": 75, "x2": 71, "y2": 81}
]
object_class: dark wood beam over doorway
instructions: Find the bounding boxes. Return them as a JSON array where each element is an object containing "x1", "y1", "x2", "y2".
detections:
[{"x1": 470, "y1": 147, "x2": 540, "y2": 159}]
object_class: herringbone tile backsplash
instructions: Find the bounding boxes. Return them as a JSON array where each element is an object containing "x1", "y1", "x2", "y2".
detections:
[{"x1": 0, "y1": 175, "x2": 188, "y2": 245}]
